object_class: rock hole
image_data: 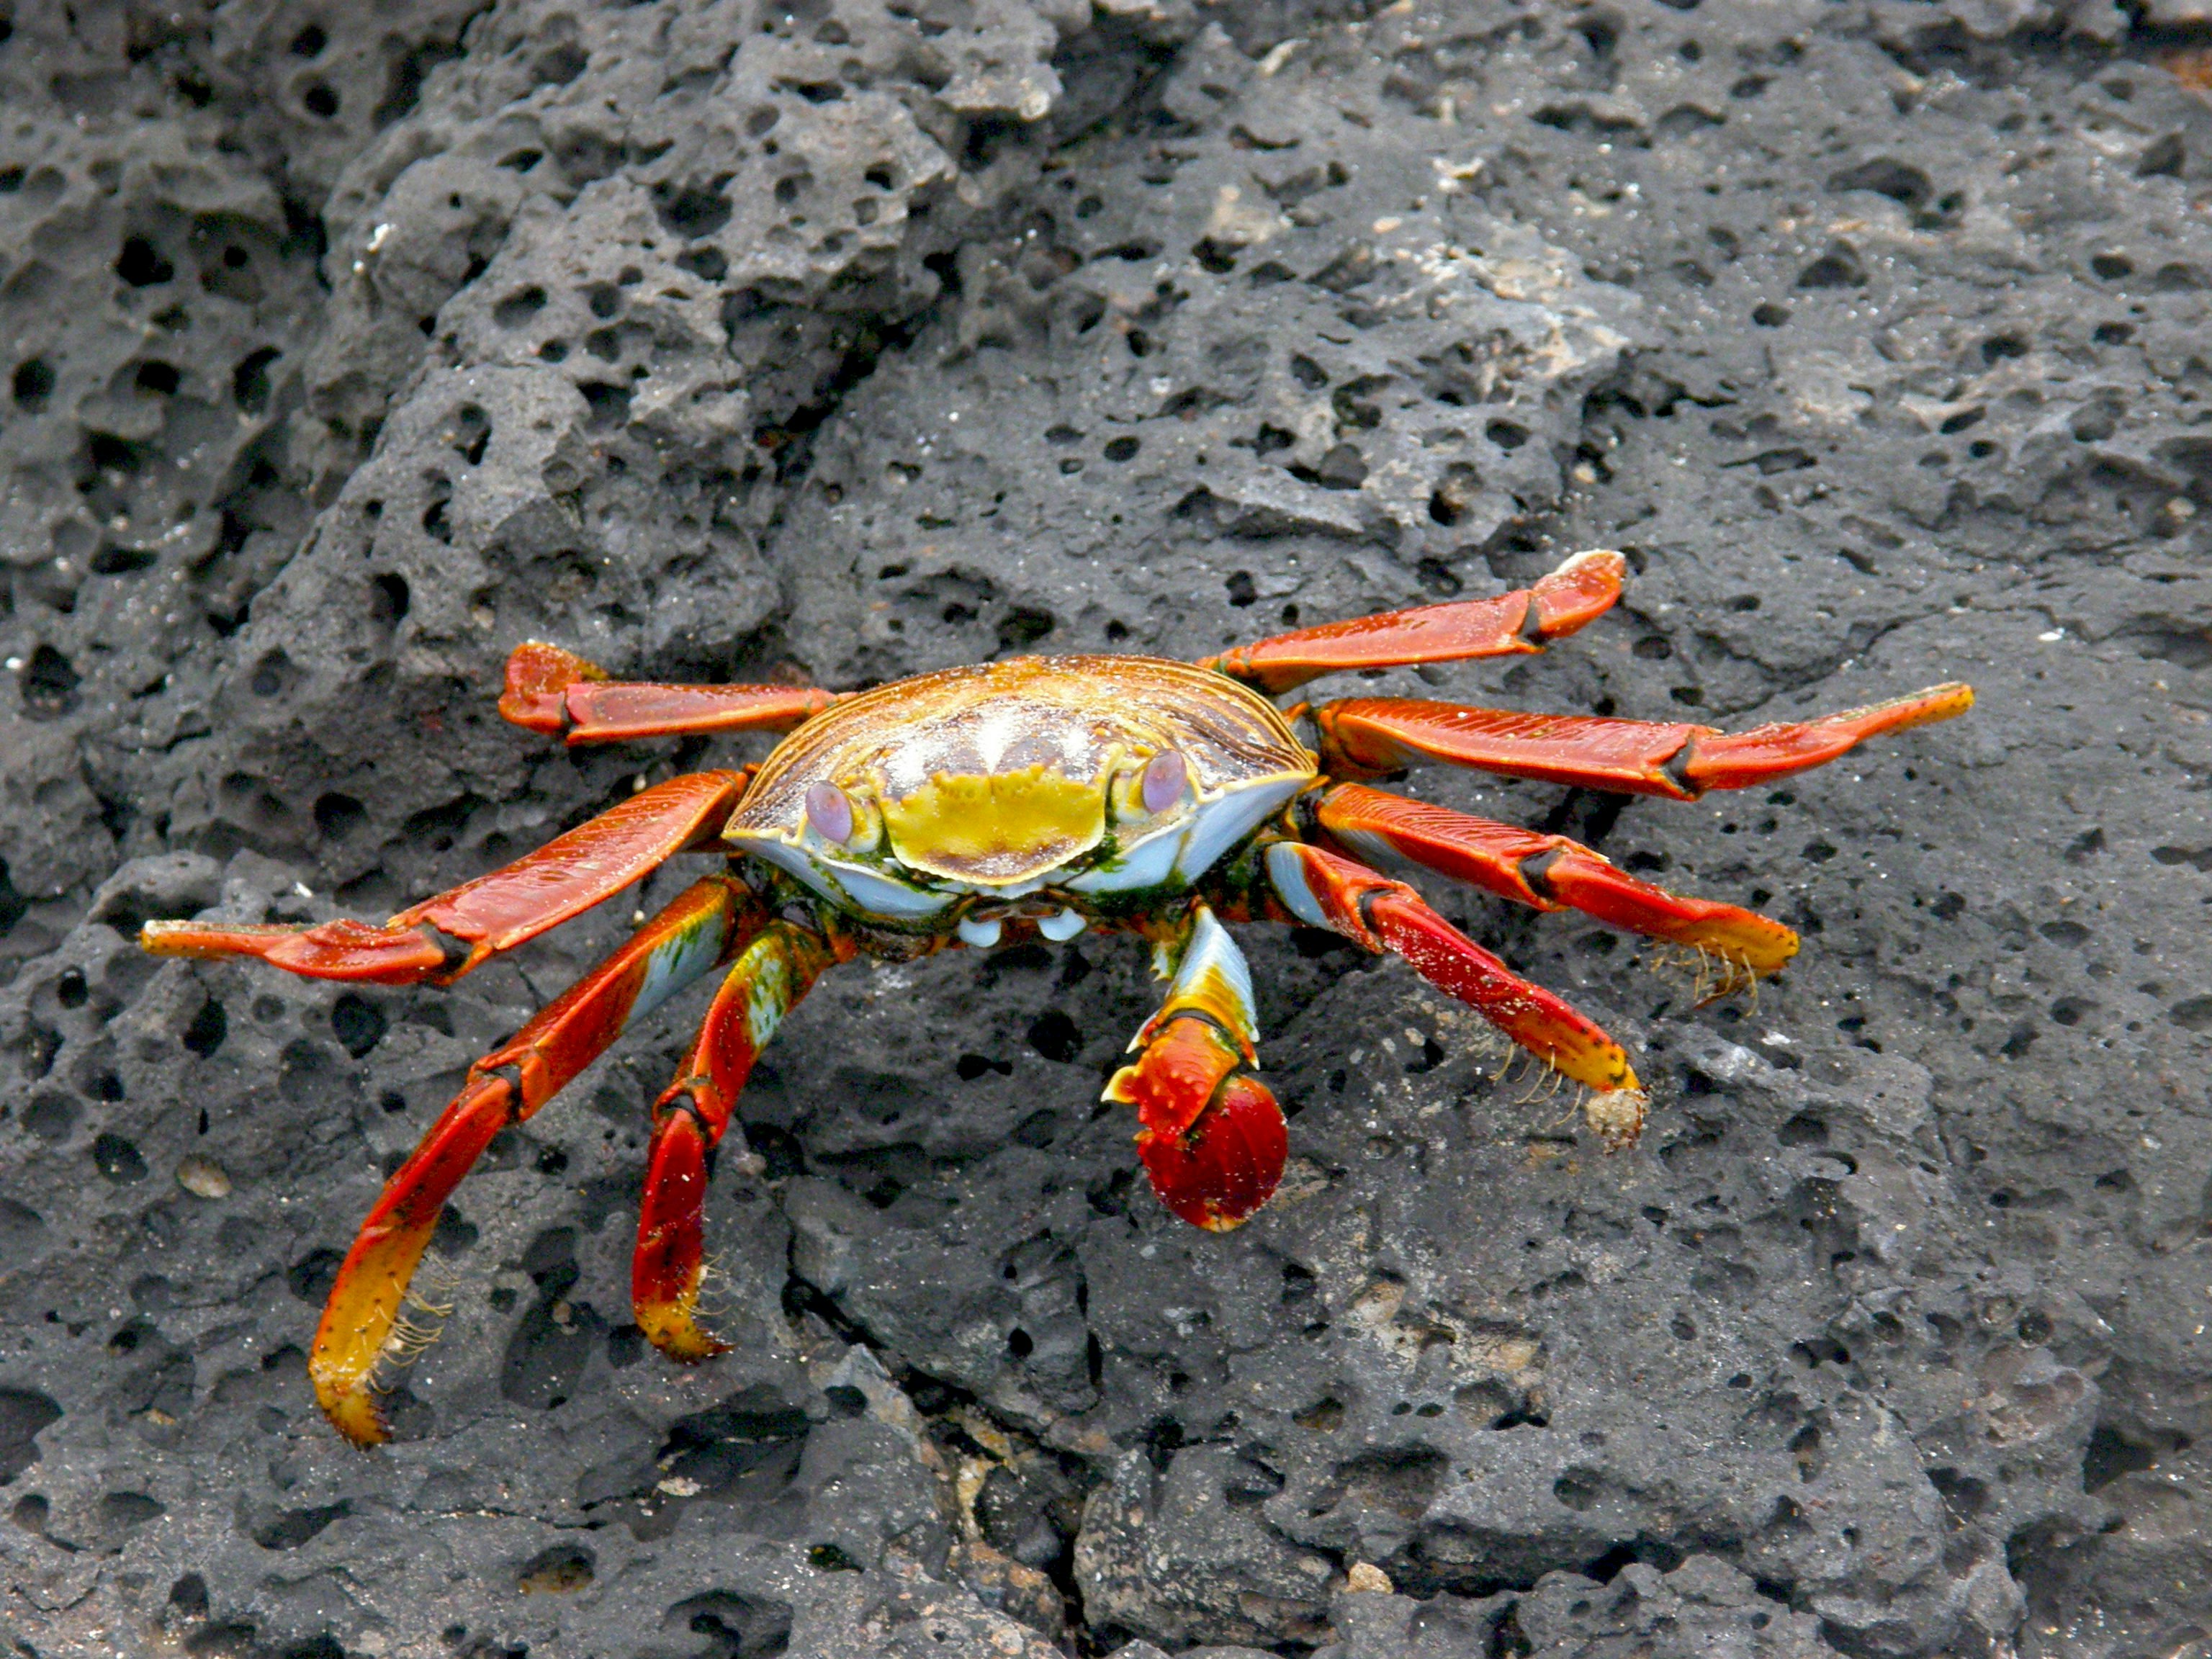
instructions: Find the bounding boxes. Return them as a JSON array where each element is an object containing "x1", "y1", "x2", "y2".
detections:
[
  {"x1": 0, "y1": 1390, "x2": 63, "y2": 1480},
  {"x1": 657, "y1": 181, "x2": 735, "y2": 238},
  {"x1": 248, "y1": 649, "x2": 291, "y2": 698},
  {"x1": 1025, "y1": 1010, "x2": 1081, "y2": 1062},
  {"x1": 1828, "y1": 158, "x2": 1930, "y2": 208},
  {"x1": 133, "y1": 360, "x2": 180, "y2": 395},
  {"x1": 12, "y1": 357, "x2": 54, "y2": 409},
  {"x1": 289, "y1": 24, "x2": 326, "y2": 55},
  {"x1": 287, "y1": 1247, "x2": 343, "y2": 1303},
  {"x1": 330, "y1": 994, "x2": 387, "y2": 1058},
  {"x1": 93, "y1": 1133, "x2": 148, "y2": 1183},
  {"x1": 302, "y1": 84, "x2": 339, "y2": 118},
  {"x1": 1224, "y1": 570, "x2": 1257, "y2": 607},
  {"x1": 183, "y1": 997, "x2": 228, "y2": 1056},
  {"x1": 115, "y1": 236, "x2": 173, "y2": 286},
  {"x1": 21, "y1": 644, "x2": 81, "y2": 719},
  {"x1": 228, "y1": 346, "x2": 278, "y2": 413},
  {"x1": 454, "y1": 405, "x2": 491, "y2": 465},
  {"x1": 677, "y1": 246, "x2": 727, "y2": 281},
  {"x1": 251, "y1": 1500, "x2": 350, "y2": 1549},
  {"x1": 492, "y1": 286, "x2": 547, "y2": 329},
  {"x1": 98, "y1": 1492, "x2": 164, "y2": 1534},
  {"x1": 996, "y1": 606, "x2": 1055, "y2": 653},
  {"x1": 369, "y1": 572, "x2": 410, "y2": 625},
  {"x1": 517, "y1": 1542, "x2": 595, "y2": 1593},
  {"x1": 580, "y1": 382, "x2": 631, "y2": 429}
]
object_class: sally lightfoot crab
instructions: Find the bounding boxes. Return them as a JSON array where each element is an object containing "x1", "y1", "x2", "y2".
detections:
[{"x1": 143, "y1": 551, "x2": 1972, "y2": 1444}]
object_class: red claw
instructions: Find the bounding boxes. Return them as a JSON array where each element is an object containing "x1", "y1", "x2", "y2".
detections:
[{"x1": 1137, "y1": 1070, "x2": 1289, "y2": 1233}]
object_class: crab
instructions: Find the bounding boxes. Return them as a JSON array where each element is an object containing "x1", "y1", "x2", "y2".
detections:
[{"x1": 143, "y1": 550, "x2": 1972, "y2": 1444}]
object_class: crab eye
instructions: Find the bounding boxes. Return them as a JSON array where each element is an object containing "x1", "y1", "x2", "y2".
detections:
[
  {"x1": 806, "y1": 782, "x2": 855, "y2": 844},
  {"x1": 1140, "y1": 750, "x2": 1187, "y2": 814}
]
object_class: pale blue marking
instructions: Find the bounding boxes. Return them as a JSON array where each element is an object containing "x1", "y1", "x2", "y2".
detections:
[
  {"x1": 1265, "y1": 842, "x2": 1331, "y2": 930},
  {"x1": 1067, "y1": 775, "x2": 1308, "y2": 897},
  {"x1": 1066, "y1": 824, "x2": 1182, "y2": 895},
  {"x1": 957, "y1": 914, "x2": 1003, "y2": 948},
  {"x1": 732, "y1": 836, "x2": 954, "y2": 921},
  {"x1": 1038, "y1": 908, "x2": 1087, "y2": 941},
  {"x1": 1326, "y1": 825, "x2": 1407, "y2": 874},
  {"x1": 634, "y1": 911, "x2": 731, "y2": 1021},
  {"x1": 1172, "y1": 776, "x2": 1308, "y2": 884}
]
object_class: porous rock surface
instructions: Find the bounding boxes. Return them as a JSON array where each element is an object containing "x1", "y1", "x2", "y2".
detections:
[{"x1": 3, "y1": 1, "x2": 2211, "y2": 1655}]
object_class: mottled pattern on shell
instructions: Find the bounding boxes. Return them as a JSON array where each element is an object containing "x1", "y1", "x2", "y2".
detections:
[{"x1": 725, "y1": 655, "x2": 1313, "y2": 858}]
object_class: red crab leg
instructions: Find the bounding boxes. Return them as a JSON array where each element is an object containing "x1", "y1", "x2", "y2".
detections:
[
  {"x1": 140, "y1": 770, "x2": 746, "y2": 984},
  {"x1": 1197, "y1": 550, "x2": 1626, "y2": 695},
  {"x1": 500, "y1": 642, "x2": 837, "y2": 744},
  {"x1": 1310, "y1": 782, "x2": 1798, "y2": 984},
  {"x1": 1263, "y1": 841, "x2": 1647, "y2": 1147},
  {"x1": 1103, "y1": 905, "x2": 1287, "y2": 1232},
  {"x1": 634, "y1": 920, "x2": 841, "y2": 1359},
  {"x1": 1313, "y1": 683, "x2": 1975, "y2": 795},
  {"x1": 310, "y1": 875, "x2": 760, "y2": 1445}
]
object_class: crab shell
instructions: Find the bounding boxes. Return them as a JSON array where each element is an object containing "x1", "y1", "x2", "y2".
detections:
[{"x1": 722, "y1": 655, "x2": 1316, "y2": 925}]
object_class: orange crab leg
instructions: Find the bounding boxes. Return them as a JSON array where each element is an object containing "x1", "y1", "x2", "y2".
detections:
[
  {"x1": 1197, "y1": 550, "x2": 1626, "y2": 695},
  {"x1": 1310, "y1": 783, "x2": 1798, "y2": 982},
  {"x1": 1264, "y1": 842, "x2": 1647, "y2": 1146},
  {"x1": 634, "y1": 920, "x2": 841, "y2": 1359},
  {"x1": 140, "y1": 771, "x2": 746, "y2": 984},
  {"x1": 500, "y1": 642, "x2": 837, "y2": 744},
  {"x1": 310, "y1": 875, "x2": 760, "y2": 1445},
  {"x1": 1105, "y1": 905, "x2": 1287, "y2": 1231},
  {"x1": 1313, "y1": 683, "x2": 1974, "y2": 795}
]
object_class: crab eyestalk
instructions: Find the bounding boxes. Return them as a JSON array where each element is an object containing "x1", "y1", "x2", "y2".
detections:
[{"x1": 1105, "y1": 906, "x2": 1287, "y2": 1231}]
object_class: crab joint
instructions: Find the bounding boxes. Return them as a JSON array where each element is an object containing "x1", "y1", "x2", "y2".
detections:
[{"x1": 1105, "y1": 907, "x2": 1287, "y2": 1230}]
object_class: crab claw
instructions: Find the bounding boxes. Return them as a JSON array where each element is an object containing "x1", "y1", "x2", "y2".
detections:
[
  {"x1": 1106, "y1": 906, "x2": 1287, "y2": 1231},
  {"x1": 1133, "y1": 1064, "x2": 1289, "y2": 1232}
]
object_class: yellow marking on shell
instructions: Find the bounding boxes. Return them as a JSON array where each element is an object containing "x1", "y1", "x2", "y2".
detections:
[{"x1": 878, "y1": 762, "x2": 1109, "y2": 884}]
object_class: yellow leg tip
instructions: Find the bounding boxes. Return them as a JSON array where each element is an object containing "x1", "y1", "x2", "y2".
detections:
[
  {"x1": 313, "y1": 1376, "x2": 390, "y2": 1448},
  {"x1": 1585, "y1": 1085, "x2": 1647, "y2": 1150},
  {"x1": 637, "y1": 1302, "x2": 730, "y2": 1362}
]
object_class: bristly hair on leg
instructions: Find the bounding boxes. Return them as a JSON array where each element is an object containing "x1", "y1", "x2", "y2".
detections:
[
  {"x1": 689, "y1": 1251, "x2": 737, "y2": 1340},
  {"x1": 365, "y1": 1258, "x2": 464, "y2": 1395}
]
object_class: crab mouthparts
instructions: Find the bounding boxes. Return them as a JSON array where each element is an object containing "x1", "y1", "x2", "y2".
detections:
[{"x1": 878, "y1": 764, "x2": 1107, "y2": 884}]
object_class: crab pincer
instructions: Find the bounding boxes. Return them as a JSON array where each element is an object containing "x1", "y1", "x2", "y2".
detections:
[{"x1": 1105, "y1": 907, "x2": 1288, "y2": 1231}]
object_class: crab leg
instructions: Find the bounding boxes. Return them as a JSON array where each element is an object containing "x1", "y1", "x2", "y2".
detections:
[
  {"x1": 310, "y1": 874, "x2": 759, "y2": 1445},
  {"x1": 1312, "y1": 683, "x2": 1974, "y2": 794},
  {"x1": 500, "y1": 642, "x2": 838, "y2": 744},
  {"x1": 140, "y1": 771, "x2": 747, "y2": 984},
  {"x1": 1105, "y1": 905, "x2": 1287, "y2": 1232},
  {"x1": 1310, "y1": 782, "x2": 1797, "y2": 986},
  {"x1": 634, "y1": 920, "x2": 840, "y2": 1359},
  {"x1": 1197, "y1": 550, "x2": 1625, "y2": 695},
  {"x1": 1264, "y1": 841, "x2": 1647, "y2": 1147}
]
